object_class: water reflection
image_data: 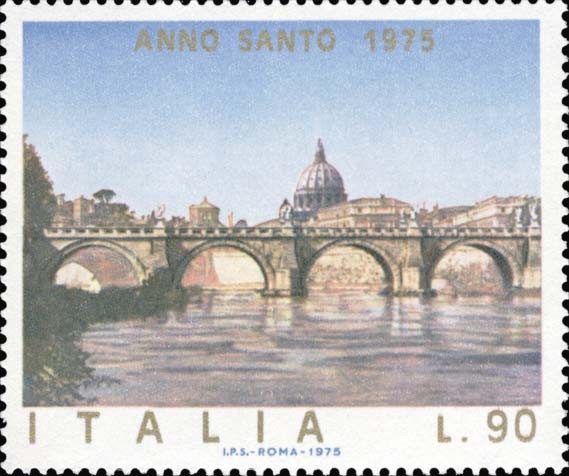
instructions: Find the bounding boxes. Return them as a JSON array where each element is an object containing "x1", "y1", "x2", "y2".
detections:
[{"x1": 77, "y1": 291, "x2": 541, "y2": 406}]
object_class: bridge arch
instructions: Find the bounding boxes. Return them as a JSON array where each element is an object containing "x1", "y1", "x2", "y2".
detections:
[
  {"x1": 41, "y1": 240, "x2": 148, "y2": 288},
  {"x1": 172, "y1": 239, "x2": 275, "y2": 291},
  {"x1": 301, "y1": 238, "x2": 396, "y2": 294},
  {"x1": 425, "y1": 238, "x2": 523, "y2": 293}
]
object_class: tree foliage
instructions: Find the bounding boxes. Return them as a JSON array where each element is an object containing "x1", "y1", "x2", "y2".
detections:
[
  {"x1": 93, "y1": 188, "x2": 116, "y2": 204},
  {"x1": 24, "y1": 135, "x2": 56, "y2": 244}
]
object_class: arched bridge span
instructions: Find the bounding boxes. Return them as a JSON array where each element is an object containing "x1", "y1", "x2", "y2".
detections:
[
  {"x1": 40, "y1": 239, "x2": 149, "y2": 288},
  {"x1": 423, "y1": 238, "x2": 523, "y2": 291},
  {"x1": 299, "y1": 238, "x2": 397, "y2": 294},
  {"x1": 171, "y1": 239, "x2": 275, "y2": 292}
]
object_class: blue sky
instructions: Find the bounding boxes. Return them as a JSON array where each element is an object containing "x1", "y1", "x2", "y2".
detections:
[{"x1": 24, "y1": 21, "x2": 539, "y2": 224}]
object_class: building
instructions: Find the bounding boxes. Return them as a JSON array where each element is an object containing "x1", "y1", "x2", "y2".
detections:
[
  {"x1": 188, "y1": 197, "x2": 225, "y2": 227},
  {"x1": 166, "y1": 216, "x2": 189, "y2": 228},
  {"x1": 52, "y1": 193, "x2": 135, "y2": 227},
  {"x1": 293, "y1": 139, "x2": 347, "y2": 219},
  {"x1": 426, "y1": 196, "x2": 540, "y2": 228},
  {"x1": 52, "y1": 194, "x2": 74, "y2": 227},
  {"x1": 310, "y1": 196, "x2": 413, "y2": 228},
  {"x1": 73, "y1": 196, "x2": 95, "y2": 225},
  {"x1": 418, "y1": 205, "x2": 472, "y2": 227}
]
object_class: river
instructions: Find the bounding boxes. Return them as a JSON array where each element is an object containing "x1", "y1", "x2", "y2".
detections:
[{"x1": 78, "y1": 292, "x2": 541, "y2": 406}]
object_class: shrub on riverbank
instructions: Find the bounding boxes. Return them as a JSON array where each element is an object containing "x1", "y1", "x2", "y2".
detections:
[
  {"x1": 23, "y1": 280, "x2": 191, "y2": 406},
  {"x1": 24, "y1": 283, "x2": 189, "y2": 338}
]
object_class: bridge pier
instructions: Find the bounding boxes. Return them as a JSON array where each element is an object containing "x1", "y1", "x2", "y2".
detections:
[
  {"x1": 263, "y1": 268, "x2": 303, "y2": 297},
  {"x1": 521, "y1": 235, "x2": 541, "y2": 290},
  {"x1": 393, "y1": 266, "x2": 424, "y2": 296},
  {"x1": 522, "y1": 266, "x2": 541, "y2": 290}
]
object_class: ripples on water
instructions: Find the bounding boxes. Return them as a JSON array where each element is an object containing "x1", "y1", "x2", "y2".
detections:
[{"x1": 80, "y1": 292, "x2": 541, "y2": 406}]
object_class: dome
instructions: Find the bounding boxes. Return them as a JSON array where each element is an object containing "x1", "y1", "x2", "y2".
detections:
[
  {"x1": 294, "y1": 139, "x2": 347, "y2": 213},
  {"x1": 296, "y1": 155, "x2": 345, "y2": 194}
]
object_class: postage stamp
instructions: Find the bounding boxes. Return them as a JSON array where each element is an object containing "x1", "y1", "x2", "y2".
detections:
[{"x1": 1, "y1": 0, "x2": 566, "y2": 473}]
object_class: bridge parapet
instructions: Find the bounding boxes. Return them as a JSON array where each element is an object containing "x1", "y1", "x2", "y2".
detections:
[
  {"x1": 44, "y1": 225, "x2": 541, "y2": 240},
  {"x1": 298, "y1": 226, "x2": 422, "y2": 238},
  {"x1": 421, "y1": 226, "x2": 541, "y2": 238},
  {"x1": 45, "y1": 226, "x2": 168, "y2": 238},
  {"x1": 171, "y1": 226, "x2": 297, "y2": 238}
]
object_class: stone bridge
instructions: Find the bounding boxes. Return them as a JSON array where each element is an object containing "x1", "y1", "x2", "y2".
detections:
[{"x1": 41, "y1": 225, "x2": 541, "y2": 296}]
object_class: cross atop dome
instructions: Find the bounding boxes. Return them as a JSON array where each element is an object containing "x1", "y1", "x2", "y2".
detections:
[{"x1": 314, "y1": 138, "x2": 327, "y2": 164}]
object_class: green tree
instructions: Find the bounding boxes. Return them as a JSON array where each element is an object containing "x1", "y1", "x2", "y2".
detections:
[
  {"x1": 24, "y1": 135, "x2": 56, "y2": 247},
  {"x1": 93, "y1": 188, "x2": 116, "y2": 204}
]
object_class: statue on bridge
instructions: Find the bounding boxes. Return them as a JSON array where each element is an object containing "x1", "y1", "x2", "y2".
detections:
[
  {"x1": 279, "y1": 199, "x2": 293, "y2": 224},
  {"x1": 529, "y1": 200, "x2": 540, "y2": 228},
  {"x1": 150, "y1": 204, "x2": 167, "y2": 227},
  {"x1": 399, "y1": 210, "x2": 407, "y2": 227},
  {"x1": 409, "y1": 207, "x2": 418, "y2": 226},
  {"x1": 514, "y1": 207, "x2": 523, "y2": 228}
]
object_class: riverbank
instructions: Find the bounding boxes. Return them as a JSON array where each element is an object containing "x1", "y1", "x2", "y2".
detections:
[{"x1": 23, "y1": 282, "x2": 192, "y2": 405}]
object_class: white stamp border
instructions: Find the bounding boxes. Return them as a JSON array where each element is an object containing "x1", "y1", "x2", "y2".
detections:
[{"x1": 1, "y1": 1, "x2": 566, "y2": 473}]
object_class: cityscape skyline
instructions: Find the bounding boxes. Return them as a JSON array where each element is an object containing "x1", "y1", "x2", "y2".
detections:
[{"x1": 24, "y1": 20, "x2": 539, "y2": 224}]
